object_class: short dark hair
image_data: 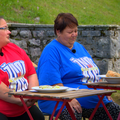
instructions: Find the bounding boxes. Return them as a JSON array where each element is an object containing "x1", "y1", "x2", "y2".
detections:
[{"x1": 54, "y1": 13, "x2": 78, "y2": 35}]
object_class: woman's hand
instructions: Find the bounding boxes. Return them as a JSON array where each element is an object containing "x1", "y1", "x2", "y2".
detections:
[
  {"x1": 25, "y1": 99, "x2": 37, "y2": 107},
  {"x1": 16, "y1": 99, "x2": 37, "y2": 107},
  {"x1": 15, "y1": 99, "x2": 28, "y2": 106},
  {"x1": 68, "y1": 98, "x2": 82, "y2": 113},
  {"x1": 106, "y1": 95, "x2": 114, "y2": 101}
]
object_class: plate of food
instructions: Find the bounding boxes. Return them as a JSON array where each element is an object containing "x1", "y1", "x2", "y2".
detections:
[
  {"x1": 97, "y1": 70, "x2": 120, "y2": 83},
  {"x1": 32, "y1": 85, "x2": 68, "y2": 93}
]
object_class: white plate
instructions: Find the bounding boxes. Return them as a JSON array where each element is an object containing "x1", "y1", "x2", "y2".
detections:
[
  {"x1": 32, "y1": 86, "x2": 68, "y2": 93},
  {"x1": 97, "y1": 75, "x2": 120, "y2": 83},
  {"x1": 97, "y1": 75, "x2": 106, "y2": 78}
]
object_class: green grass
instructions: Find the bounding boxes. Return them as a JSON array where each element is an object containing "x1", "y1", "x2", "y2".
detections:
[
  {"x1": 112, "y1": 90, "x2": 120, "y2": 105},
  {"x1": 1, "y1": 0, "x2": 120, "y2": 25}
]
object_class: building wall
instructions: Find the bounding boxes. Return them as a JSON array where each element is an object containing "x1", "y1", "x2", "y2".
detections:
[{"x1": 8, "y1": 23, "x2": 120, "y2": 74}]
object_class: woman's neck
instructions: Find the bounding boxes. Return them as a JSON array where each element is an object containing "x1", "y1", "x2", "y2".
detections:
[{"x1": 56, "y1": 38, "x2": 73, "y2": 50}]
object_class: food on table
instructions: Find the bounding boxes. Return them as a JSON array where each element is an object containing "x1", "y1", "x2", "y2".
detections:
[
  {"x1": 39, "y1": 85, "x2": 61, "y2": 89},
  {"x1": 106, "y1": 70, "x2": 120, "y2": 77}
]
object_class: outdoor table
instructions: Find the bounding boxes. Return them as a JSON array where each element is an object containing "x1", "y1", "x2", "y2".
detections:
[
  {"x1": 8, "y1": 89, "x2": 116, "y2": 120},
  {"x1": 84, "y1": 82, "x2": 120, "y2": 120}
]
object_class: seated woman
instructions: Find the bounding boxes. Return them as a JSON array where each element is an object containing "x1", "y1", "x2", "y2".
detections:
[
  {"x1": 0, "y1": 16, "x2": 44, "y2": 120},
  {"x1": 36, "y1": 13, "x2": 120, "y2": 120}
]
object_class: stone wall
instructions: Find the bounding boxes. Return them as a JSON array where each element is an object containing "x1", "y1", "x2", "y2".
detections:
[{"x1": 8, "y1": 23, "x2": 120, "y2": 74}]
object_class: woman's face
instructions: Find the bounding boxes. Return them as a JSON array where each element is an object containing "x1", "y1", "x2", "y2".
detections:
[
  {"x1": 56, "y1": 25, "x2": 78, "y2": 49},
  {"x1": 0, "y1": 19, "x2": 11, "y2": 49}
]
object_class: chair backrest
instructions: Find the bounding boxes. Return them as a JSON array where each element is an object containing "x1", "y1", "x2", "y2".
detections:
[{"x1": 32, "y1": 62, "x2": 37, "y2": 67}]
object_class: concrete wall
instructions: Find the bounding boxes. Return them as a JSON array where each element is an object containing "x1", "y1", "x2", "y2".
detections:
[{"x1": 8, "y1": 23, "x2": 120, "y2": 74}]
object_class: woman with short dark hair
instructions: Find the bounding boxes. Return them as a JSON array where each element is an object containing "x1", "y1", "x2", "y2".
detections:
[{"x1": 37, "y1": 13, "x2": 120, "y2": 120}]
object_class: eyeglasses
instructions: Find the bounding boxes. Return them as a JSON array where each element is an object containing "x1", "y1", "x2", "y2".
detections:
[{"x1": 0, "y1": 27, "x2": 9, "y2": 31}]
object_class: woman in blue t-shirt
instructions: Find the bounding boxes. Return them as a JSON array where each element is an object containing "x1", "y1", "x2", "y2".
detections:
[{"x1": 37, "y1": 13, "x2": 120, "y2": 120}]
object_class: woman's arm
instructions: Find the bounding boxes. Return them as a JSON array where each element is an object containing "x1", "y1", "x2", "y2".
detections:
[
  {"x1": 53, "y1": 83, "x2": 82, "y2": 113},
  {"x1": 25, "y1": 73, "x2": 39, "y2": 106},
  {"x1": 0, "y1": 73, "x2": 39, "y2": 106},
  {"x1": 53, "y1": 83, "x2": 64, "y2": 86},
  {"x1": 0, "y1": 82, "x2": 24, "y2": 106},
  {"x1": 28, "y1": 73, "x2": 39, "y2": 90}
]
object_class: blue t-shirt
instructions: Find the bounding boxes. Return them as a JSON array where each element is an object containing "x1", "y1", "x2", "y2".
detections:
[{"x1": 37, "y1": 39, "x2": 111, "y2": 115}]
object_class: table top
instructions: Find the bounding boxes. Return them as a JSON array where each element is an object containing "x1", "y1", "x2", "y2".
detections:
[
  {"x1": 83, "y1": 82, "x2": 120, "y2": 90},
  {"x1": 8, "y1": 89, "x2": 116, "y2": 100}
]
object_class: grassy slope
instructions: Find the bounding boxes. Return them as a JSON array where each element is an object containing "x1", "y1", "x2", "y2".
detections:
[{"x1": 0, "y1": 0, "x2": 120, "y2": 25}]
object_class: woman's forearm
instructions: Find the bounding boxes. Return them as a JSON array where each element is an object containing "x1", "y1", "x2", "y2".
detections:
[{"x1": 0, "y1": 82, "x2": 22, "y2": 105}]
